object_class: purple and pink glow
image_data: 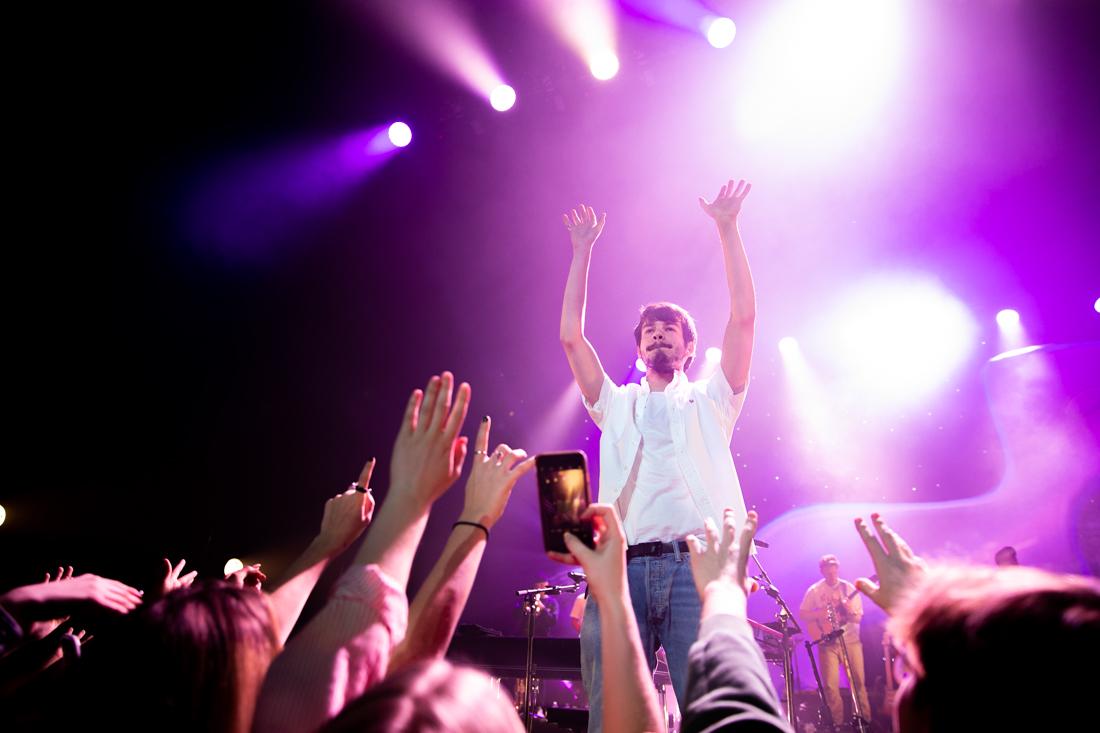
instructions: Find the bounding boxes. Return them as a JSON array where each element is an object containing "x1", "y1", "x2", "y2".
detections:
[{"x1": 12, "y1": 0, "x2": 1100, "y2": 706}]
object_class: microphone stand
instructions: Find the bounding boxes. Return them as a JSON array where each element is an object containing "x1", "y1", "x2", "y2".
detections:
[
  {"x1": 752, "y1": 553, "x2": 801, "y2": 729},
  {"x1": 515, "y1": 580, "x2": 583, "y2": 733}
]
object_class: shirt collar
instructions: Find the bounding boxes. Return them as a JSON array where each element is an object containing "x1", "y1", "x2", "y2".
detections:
[{"x1": 641, "y1": 369, "x2": 689, "y2": 394}]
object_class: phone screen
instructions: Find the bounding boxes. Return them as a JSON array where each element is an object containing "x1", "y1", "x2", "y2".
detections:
[{"x1": 536, "y1": 451, "x2": 594, "y2": 553}]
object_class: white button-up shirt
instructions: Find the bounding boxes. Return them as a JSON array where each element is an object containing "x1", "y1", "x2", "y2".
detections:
[{"x1": 583, "y1": 367, "x2": 749, "y2": 542}]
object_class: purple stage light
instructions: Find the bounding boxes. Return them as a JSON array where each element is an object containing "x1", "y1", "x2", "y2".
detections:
[
  {"x1": 996, "y1": 308, "x2": 1020, "y2": 329},
  {"x1": 489, "y1": 84, "x2": 517, "y2": 112},
  {"x1": 705, "y1": 17, "x2": 736, "y2": 48},
  {"x1": 388, "y1": 122, "x2": 412, "y2": 148}
]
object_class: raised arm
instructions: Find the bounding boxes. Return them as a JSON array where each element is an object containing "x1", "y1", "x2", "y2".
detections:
[
  {"x1": 550, "y1": 504, "x2": 663, "y2": 733},
  {"x1": 699, "y1": 180, "x2": 756, "y2": 393},
  {"x1": 387, "y1": 415, "x2": 535, "y2": 671},
  {"x1": 253, "y1": 373, "x2": 470, "y2": 733},
  {"x1": 683, "y1": 510, "x2": 792, "y2": 733},
  {"x1": 266, "y1": 470, "x2": 375, "y2": 644},
  {"x1": 560, "y1": 204, "x2": 609, "y2": 406}
]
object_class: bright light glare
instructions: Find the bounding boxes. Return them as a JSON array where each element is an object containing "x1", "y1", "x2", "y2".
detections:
[
  {"x1": 388, "y1": 122, "x2": 412, "y2": 148},
  {"x1": 1093, "y1": 297, "x2": 1099, "y2": 314},
  {"x1": 705, "y1": 346, "x2": 722, "y2": 363},
  {"x1": 0, "y1": 504, "x2": 6, "y2": 527},
  {"x1": 489, "y1": 84, "x2": 516, "y2": 111},
  {"x1": 635, "y1": 357, "x2": 647, "y2": 372},
  {"x1": 589, "y1": 49, "x2": 620, "y2": 80},
  {"x1": 706, "y1": 17, "x2": 736, "y2": 48},
  {"x1": 778, "y1": 337, "x2": 799, "y2": 356},
  {"x1": 737, "y1": 0, "x2": 905, "y2": 147},
  {"x1": 223, "y1": 558, "x2": 245, "y2": 576},
  {"x1": 996, "y1": 309, "x2": 1020, "y2": 330},
  {"x1": 818, "y1": 276, "x2": 977, "y2": 404}
]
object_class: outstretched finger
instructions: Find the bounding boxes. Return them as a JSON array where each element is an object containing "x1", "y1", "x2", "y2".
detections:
[
  {"x1": 473, "y1": 415, "x2": 491, "y2": 460},
  {"x1": 443, "y1": 381, "x2": 471, "y2": 439},
  {"x1": 738, "y1": 511, "x2": 758, "y2": 574},
  {"x1": 721, "y1": 511, "x2": 736, "y2": 556},
  {"x1": 419, "y1": 375, "x2": 443, "y2": 431},
  {"x1": 738, "y1": 181, "x2": 752, "y2": 199},
  {"x1": 357, "y1": 457, "x2": 376, "y2": 488},
  {"x1": 855, "y1": 517, "x2": 888, "y2": 565},
  {"x1": 871, "y1": 514, "x2": 903, "y2": 557},
  {"x1": 403, "y1": 388, "x2": 424, "y2": 433}
]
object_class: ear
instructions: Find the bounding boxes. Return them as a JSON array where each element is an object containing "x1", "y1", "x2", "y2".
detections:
[{"x1": 686, "y1": 339, "x2": 697, "y2": 357}]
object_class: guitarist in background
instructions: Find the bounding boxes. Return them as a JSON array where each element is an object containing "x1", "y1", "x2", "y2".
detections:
[{"x1": 800, "y1": 554, "x2": 871, "y2": 730}]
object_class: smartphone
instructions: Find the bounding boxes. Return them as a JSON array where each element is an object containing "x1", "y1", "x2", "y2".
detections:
[{"x1": 536, "y1": 451, "x2": 595, "y2": 553}]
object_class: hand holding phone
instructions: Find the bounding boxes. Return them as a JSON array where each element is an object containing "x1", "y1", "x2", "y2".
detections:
[{"x1": 536, "y1": 451, "x2": 595, "y2": 553}]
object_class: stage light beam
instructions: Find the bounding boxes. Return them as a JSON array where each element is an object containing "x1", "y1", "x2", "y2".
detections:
[
  {"x1": 635, "y1": 357, "x2": 647, "y2": 372},
  {"x1": 489, "y1": 84, "x2": 517, "y2": 111},
  {"x1": 705, "y1": 346, "x2": 722, "y2": 363},
  {"x1": 223, "y1": 558, "x2": 244, "y2": 576},
  {"x1": 388, "y1": 122, "x2": 412, "y2": 148},
  {"x1": 996, "y1": 309, "x2": 1020, "y2": 330},
  {"x1": 1093, "y1": 297, "x2": 1099, "y2": 314},
  {"x1": 0, "y1": 504, "x2": 5, "y2": 527},
  {"x1": 705, "y1": 17, "x2": 736, "y2": 48}
]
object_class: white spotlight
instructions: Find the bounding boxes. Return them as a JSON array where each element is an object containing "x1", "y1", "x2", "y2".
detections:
[
  {"x1": 706, "y1": 17, "x2": 737, "y2": 48},
  {"x1": 705, "y1": 346, "x2": 722, "y2": 363},
  {"x1": 778, "y1": 336, "x2": 799, "y2": 356},
  {"x1": 489, "y1": 84, "x2": 516, "y2": 112},
  {"x1": 635, "y1": 357, "x2": 647, "y2": 372},
  {"x1": 1093, "y1": 297, "x2": 1099, "y2": 314},
  {"x1": 223, "y1": 558, "x2": 244, "y2": 576},
  {"x1": 996, "y1": 309, "x2": 1020, "y2": 330},
  {"x1": 818, "y1": 276, "x2": 977, "y2": 405},
  {"x1": 387, "y1": 121, "x2": 412, "y2": 148},
  {"x1": 589, "y1": 49, "x2": 620, "y2": 80},
  {"x1": 0, "y1": 504, "x2": 6, "y2": 527}
]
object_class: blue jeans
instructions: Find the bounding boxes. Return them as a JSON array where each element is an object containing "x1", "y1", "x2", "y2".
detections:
[{"x1": 580, "y1": 548, "x2": 702, "y2": 733}]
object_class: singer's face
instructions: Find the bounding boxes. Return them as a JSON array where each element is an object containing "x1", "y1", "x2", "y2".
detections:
[
  {"x1": 638, "y1": 320, "x2": 694, "y2": 374},
  {"x1": 820, "y1": 563, "x2": 840, "y2": 583}
]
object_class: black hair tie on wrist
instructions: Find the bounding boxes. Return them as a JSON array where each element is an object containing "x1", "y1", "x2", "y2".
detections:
[{"x1": 452, "y1": 520, "x2": 489, "y2": 541}]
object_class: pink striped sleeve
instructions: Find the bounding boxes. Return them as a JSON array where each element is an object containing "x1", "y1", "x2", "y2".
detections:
[{"x1": 252, "y1": 564, "x2": 408, "y2": 733}]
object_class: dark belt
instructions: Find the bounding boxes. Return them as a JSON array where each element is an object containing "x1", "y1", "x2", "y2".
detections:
[{"x1": 626, "y1": 539, "x2": 691, "y2": 561}]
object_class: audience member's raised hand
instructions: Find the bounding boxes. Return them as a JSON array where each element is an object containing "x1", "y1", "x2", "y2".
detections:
[
  {"x1": 548, "y1": 504, "x2": 625, "y2": 602},
  {"x1": 315, "y1": 463, "x2": 376, "y2": 555},
  {"x1": 457, "y1": 416, "x2": 535, "y2": 529},
  {"x1": 44, "y1": 566, "x2": 74, "y2": 583},
  {"x1": 225, "y1": 564, "x2": 267, "y2": 592},
  {"x1": 390, "y1": 372, "x2": 471, "y2": 508},
  {"x1": 28, "y1": 566, "x2": 77, "y2": 638},
  {"x1": 853, "y1": 512, "x2": 927, "y2": 614},
  {"x1": 160, "y1": 558, "x2": 199, "y2": 597},
  {"x1": 1, "y1": 574, "x2": 143, "y2": 621},
  {"x1": 687, "y1": 509, "x2": 758, "y2": 600}
]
